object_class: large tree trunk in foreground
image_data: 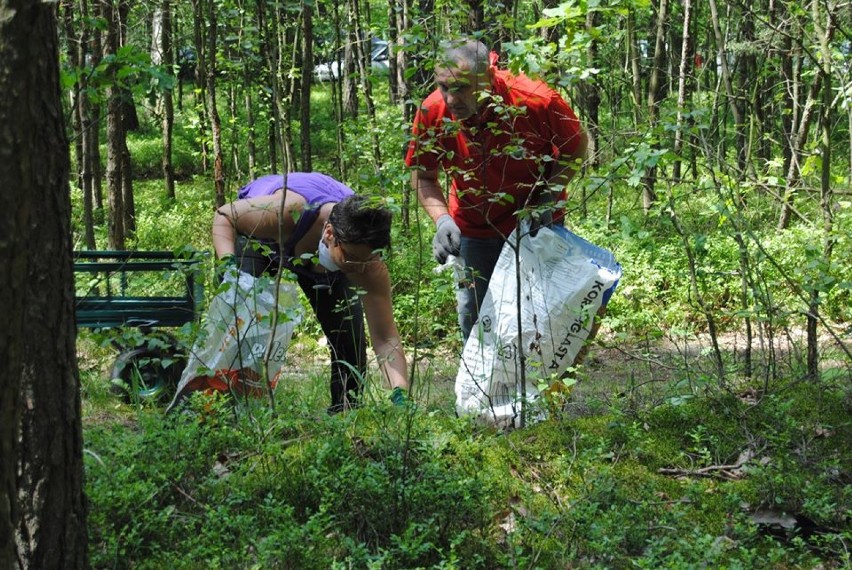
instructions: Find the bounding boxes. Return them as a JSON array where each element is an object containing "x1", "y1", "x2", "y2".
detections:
[{"x1": 0, "y1": 1, "x2": 88, "y2": 568}]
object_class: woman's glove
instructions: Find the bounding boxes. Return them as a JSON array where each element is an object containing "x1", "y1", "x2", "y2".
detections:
[
  {"x1": 433, "y1": 214, "x2": 461, "y2": 264},
  {"x1": 390, "y1": 387, "x2": 409, "y2": 407}
]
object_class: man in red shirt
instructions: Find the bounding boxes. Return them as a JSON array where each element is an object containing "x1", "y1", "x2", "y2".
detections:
[{"x1": 405, "y1": 38, "x2": 588, "y2": 340}]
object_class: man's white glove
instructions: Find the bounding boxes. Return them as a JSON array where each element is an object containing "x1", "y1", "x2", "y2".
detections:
[{"x1": 432, "y1": 214, "x2": 461, "y2": 264}]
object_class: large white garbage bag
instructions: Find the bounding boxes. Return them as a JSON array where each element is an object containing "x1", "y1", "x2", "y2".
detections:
[
  {"x1": 167, "y1": 271, "x2": 302, "y2": 412},
  {"x1": 455, "y1": 225, "x2": 621, "y2": 428}
]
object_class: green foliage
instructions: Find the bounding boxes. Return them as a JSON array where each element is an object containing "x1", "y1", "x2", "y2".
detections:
[
  {"x1": 125, "y1": 128, "x2": 201, "y2": 180},
  {"x1": 83, "y1": 372, "x2": 852, "y2": 568}
]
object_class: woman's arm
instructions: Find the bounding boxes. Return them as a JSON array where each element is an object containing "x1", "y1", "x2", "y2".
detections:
[
  {"x1": 352, "y1": 266, "x2": 410, "y2": 392},
  {"x1": 211, "y1": 194, "x2": 285, "y2": 258}
]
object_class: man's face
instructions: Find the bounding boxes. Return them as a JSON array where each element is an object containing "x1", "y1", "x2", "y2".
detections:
[{"x1": 435, "y1": 64, "x2": 491, "y2": 121}]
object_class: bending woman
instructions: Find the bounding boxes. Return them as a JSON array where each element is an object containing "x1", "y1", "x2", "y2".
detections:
[{"x1": 212, "y1": 173, "x2": 409, "y2": 412}]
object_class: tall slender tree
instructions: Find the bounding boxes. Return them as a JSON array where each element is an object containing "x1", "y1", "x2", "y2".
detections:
[
  {"x1": 103, "y1": 0, "x2": 127, "y2": 249},
  {"x1": 153, "y1": 0, "x2": 177, "y2": 199},
  {"x1": 300, "y1": 0, "x2": 314, "y2": 171}
]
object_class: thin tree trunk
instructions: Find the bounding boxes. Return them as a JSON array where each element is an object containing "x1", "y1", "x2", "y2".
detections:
[
  {"x1": 206, "y1": 0, "x2": 226, "y2": 206},
  {"x1": 191, "y1": 0, "x2": 209, "y2": 173},
  {"x1": 343, "y1": 0, "x2": 359, "y2": 117},
  {"x1": 1, "y1": 2, "x2": 88, "y2": 566},
  {"x1": 778, "y1": 71, "x2": 822, "y2": 229},
  {"x1": 350, "y1": 0, "x2": 382, "y2": 171},
  {"x1": 626, "y1": 11, "x2": 642, "y2": 129},
  {"x1": 673, "y1": 0, "x2": 692, "y2": 182},
  {"x1": 808, "y1": 0, "x2": 837, "y2": 379},
  {"x1": 121, "y1": 0, "x2": 135, "y2": 235},
  {"x1": 159, "y1": 0, "x2": 176, "y2": 199},
  {"x1": 708, "y1": 0, "x2": 745, "y2": 177},
  {"x1": 121, "y1": 141, "x2": 135, "y2": 233},
  {"x1": 103, "y1": 0, "x2": 126, "y2": 249},
  {"x1": 89, "y1": 18, "x2": 104, "y2": 212},
  {"x1": 641, "y1": 0, "x2": 666, "y2": 214},
  {"x1": 120, "y1": 0, "x2": 135, "y2": 240},
  {"x1": 278, "y1": 17, "x2": 297, "y2": 172},
  {"x1": 245, "y1": 84, "x2": 257, "y2": 179},
  {"x1": 387, "y1": 0, "x2": 400, "y2": 106},
  {"x1": 583, "y1": 10, "x2": 601, "y2": 171},
  {"x1": 330, "y1": 0, "x2": 345, "y2": 177},
  {"x1": 300, "y1": 0, "x2": 313, "y2": 171},
  {"x1": 61, "y1": 1, "x2": 83, "y2": 194}
]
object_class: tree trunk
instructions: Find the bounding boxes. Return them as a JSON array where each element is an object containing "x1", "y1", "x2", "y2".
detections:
[
  {"x1": 121, "y1": 141, "x2": 135, "y2": 233},
  {"x1": 387, "y1": 0, "x2": 400, "y2": 106},
  {"x1": 626, "y1": 11, "x2": 642, "y2": 129},
  {"x1": 673, "y1": 0, "x2": 692, "y2": 182},
  {"x1": 330, "y1": 0, "x2": 346, "y2": 177},
  {"x1": 343, "y1": 0, "x2": 359, "y2": 117},
  {"x1": 116, "y1": 0, "x2": 139, "y2": 134},
  {"x1": 808, "y1": 0, "x2": 837, "y2": 379},
  {"x1": 155, "y1": 0, "x2": 176, "y2": 199},
  {"x1": 245, "y1": 81, "x2": 257, "y2": 179},
  {"x1": 708, "y1": 0, "x2": 745, "y2": 176},
  {"x1": 0, "y1": 2, "x2": 88, "y2": 567},
  {"x1": 583, "y1": 10, "x2": 601, "y2": 171},
  {"x1": 88, "y1": 11, "x2": 105, "y2": 212},
  {"x1": 205, "y1": 0, "x2": 226, "y2": 206},
  {"x1": 103, "y1": 0, "x2": 126, "y2": 249},
  {"x1": 62, "y1": 0, "x2": 96, "y2": 248},
  {"x1": 191, "y1": 0, "x2": 209, "y2": 172},
  {"x1": 349, "y1": 0, "x2": 382, "y2": 171},
  {"x1": 61, "y1": 1, "x2": 83, "y2": 194},
  {"x1": 300, "y1": 0, "x2": 313, "y2": 171},
  {"x1": 641, "y1": 0, "x2": 667, "y2": 214}
]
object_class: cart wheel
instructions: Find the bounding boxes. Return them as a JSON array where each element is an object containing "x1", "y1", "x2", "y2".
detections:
[{"x1": 110, "y1": 347, "x2": 185, "y2": 403}]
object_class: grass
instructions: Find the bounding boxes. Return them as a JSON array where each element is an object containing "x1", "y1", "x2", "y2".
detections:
[{"x1": 79, "y1": 324, "x2": 852, "y2": 569}]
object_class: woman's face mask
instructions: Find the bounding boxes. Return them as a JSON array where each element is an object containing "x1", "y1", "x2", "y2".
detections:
[{"x1": 317, "y1": 235, "x2": 341, "y2": 272}]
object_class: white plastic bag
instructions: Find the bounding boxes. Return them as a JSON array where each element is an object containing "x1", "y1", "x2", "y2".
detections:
[
  {"x1": 455, "y1": 225, "x2": 621, "y2": 428},
  {"x1": 167, "y1": 271, "x2": 303, "y2": 411}
]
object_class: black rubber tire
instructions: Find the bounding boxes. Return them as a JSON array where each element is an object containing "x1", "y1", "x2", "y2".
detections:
[{"x1": 109, "y1": 346, "x2": 186, "y2": 403}]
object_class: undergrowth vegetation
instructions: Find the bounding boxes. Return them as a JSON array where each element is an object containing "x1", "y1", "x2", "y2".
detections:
[{"x1": 81, "y1": 369, "x2": 851, "y2": 568}]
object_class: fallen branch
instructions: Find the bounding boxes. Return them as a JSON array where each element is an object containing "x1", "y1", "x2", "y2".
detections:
[{"x1": 659, "y1": 449, "x2": 755, "y2": 480}]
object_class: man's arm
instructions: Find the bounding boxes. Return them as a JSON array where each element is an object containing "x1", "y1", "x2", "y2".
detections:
[
  {"x1": 543, "y1": 132, "x2": 588, "y2": 203},
  {"x1": 542, "y1": 94, "x2": 589, "y2": 204},
  {"x1": 412, "y1": 168, "x2": 449, "y2": 224}
]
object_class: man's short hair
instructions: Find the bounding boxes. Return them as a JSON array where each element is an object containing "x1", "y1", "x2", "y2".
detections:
[{"x1": 438, "y1": 38, "x2": 490, "y2": 74}]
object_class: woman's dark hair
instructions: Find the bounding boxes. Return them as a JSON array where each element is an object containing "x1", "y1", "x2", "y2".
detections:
[{"x1": 328, "y1": 195, "x2": 392, "y2": 250}]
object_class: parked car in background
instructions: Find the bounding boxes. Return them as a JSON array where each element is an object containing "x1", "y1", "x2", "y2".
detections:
[{"x1": 313, "y1": 38, "x2": 389, "y2": 82}]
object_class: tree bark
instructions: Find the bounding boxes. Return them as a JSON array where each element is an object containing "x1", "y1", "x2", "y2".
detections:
[
  {"x1": 88, "y1": 6, "x2": 105, "y2": 212},
  {"x1": 0, "y1": 2, "x2": 88, "y2": 567},
  {"x1": 300, "y1": 0, "x2": 313, "y2": 171},
  {"x1": 205, "y1": 0, "x2": 226, "y2": 207},
  {"x1": 808, "y1": 0, "x2": 837, "y2": 379},
  {"x1": 708, "y1": 0, "x2": 745, "y2": 176},
  {"x1": 343, "y1": 0, "x2": 359, "y2": 117},
  {"x1": 349, "y1": 0, "x2": 382, "y2": 171},
  {"x1": 641, "y1": 0, "x2": 667, "y2": 214},
  {"x1": 673, "y1": 0, "x2": 692, "y2": 182},
  {"x1": 103, "y1": 0, "x2": 126, "y2": 249},
  {"x1": 626, "y1": 10, "x2": 643, "y2": 129},
  {"x1": 155, "y1": 0, "x2": 176, "y2": 199}
]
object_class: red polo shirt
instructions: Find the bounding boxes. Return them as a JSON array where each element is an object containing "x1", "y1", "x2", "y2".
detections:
[{"x1": 405, "y1": 68, "x2": 585, "y2": 238}]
